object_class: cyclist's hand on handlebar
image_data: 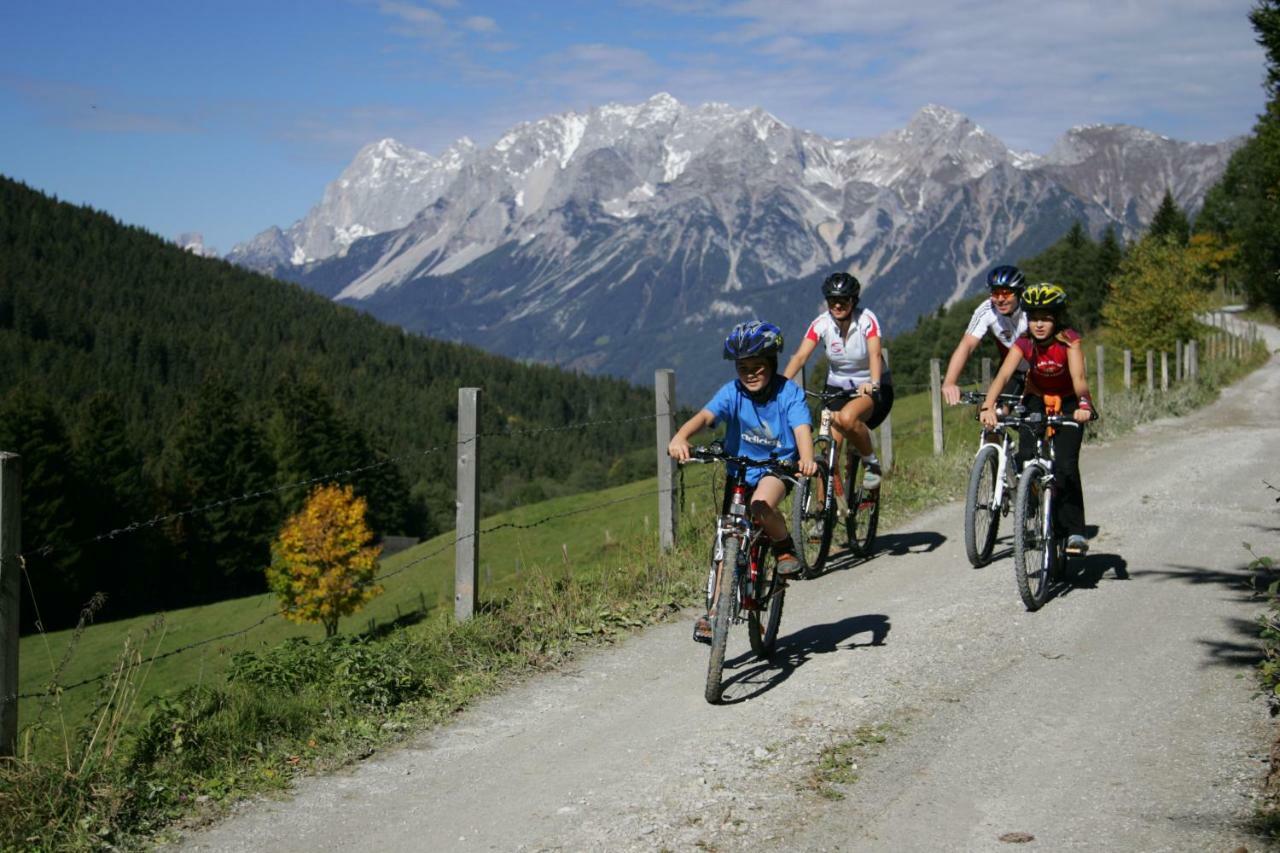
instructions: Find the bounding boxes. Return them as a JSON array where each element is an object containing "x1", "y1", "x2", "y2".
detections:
[
  {"x1": 979, "y1": 407, "x2": 999, "y2": 429},
  {"x1": 667, "y1": 436, "x2": 692, "y2": 462},
  {"x1": 1073, "y1": 407, "x2": 1095, "y2": 424},
  {"x1": 942, "y1": 383, "x2": 961, "y2": 406},
  {"x1": 797, "y1": 454, "x2": 817, "y2": 477}
]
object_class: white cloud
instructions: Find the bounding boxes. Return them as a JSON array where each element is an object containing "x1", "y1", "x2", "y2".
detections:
[{"x1": 462, "y1": 15, "x2": 498, "y2": 33}]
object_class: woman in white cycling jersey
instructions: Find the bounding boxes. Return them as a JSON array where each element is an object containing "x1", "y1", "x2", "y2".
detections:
[{"x1": 782, "y1": 272, "x2": 893, "y2": 487}]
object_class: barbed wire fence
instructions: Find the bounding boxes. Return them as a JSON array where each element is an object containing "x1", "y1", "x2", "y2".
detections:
[{"x1": 0, "y1": 398, "x2": 675, "y2": 717}]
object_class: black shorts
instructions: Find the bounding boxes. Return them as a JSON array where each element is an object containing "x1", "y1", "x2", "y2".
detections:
[{"x1": 823, "y1": 383, "x2": 895, "y2": 430}]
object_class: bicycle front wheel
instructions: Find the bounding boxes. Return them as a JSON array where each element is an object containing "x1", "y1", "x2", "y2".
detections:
[
  {"x1": 792, "y1": 465, "x2": 833, "y2": 573},
  {"x1": 1013, "y1": 464, "x2": 1052, "y2": 611},
  {"x1": 846, "y1": 456, "x2": 880, "y2": 558},
  {"x1": 964, "y1": 445, "x2": 1001, "y2": 567},
  {"x1": 748, "y1": 544, "x2": 785, "y2": 659},
  {"x1": 705, "y1": 536, "x2": 740, "y2": 704}
]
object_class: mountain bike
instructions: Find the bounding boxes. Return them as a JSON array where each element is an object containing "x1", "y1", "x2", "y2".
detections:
[
  {"x1": 685, "y1": 444, "x2": 799, "y2": 704},
  {"x1": 958, "y1": 391, "x2": 1024, "y2": 567},
  {"x1": 792, "y1": 389, "x2": 880, "y2": 573},
  {"x1": 1006, "y1": 406, "x2": 1091, "y2": 611}
]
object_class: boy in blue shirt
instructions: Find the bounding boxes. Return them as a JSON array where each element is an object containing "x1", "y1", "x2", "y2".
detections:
[{"x1": 668, "y1": 321, "x2": 817, "y2": 642}]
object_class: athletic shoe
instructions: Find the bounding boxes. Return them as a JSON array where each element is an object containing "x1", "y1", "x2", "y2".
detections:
[
  {"x1": 862, "y1": 462, "x2": 882, "y2": 490},
  {"x1": 1065, "y1": 534, "x2": 1089, "y2": 555}
]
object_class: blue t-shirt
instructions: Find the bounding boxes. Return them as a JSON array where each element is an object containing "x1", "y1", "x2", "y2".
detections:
[{"x1": 705, "y1": 376, "x2": 811, "y2": 485}]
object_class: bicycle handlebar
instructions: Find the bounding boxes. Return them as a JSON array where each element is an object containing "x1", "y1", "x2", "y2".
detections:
[
  {"x1": 803, "y1": 387, "x2": 867, "y2": 403},
  {"x1": 685, "y1": 444, "x2": 799, "y2": 478},
  {"x1": 958, "y1": 390, "x2": 1022, "y2": 407}
]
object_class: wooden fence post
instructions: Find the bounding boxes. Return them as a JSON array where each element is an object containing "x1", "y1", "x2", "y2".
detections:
[
  {"x1": 1188, "y1": 340, "x2": 1199, "y2": 382},
  {"x1": 1123, "y1": 349, "x2": 1132, "y2": 390},
  {"x1": 655, "y1": 369, "x2": 677, "y2": 551},
  {"x1": 930, "y1": 358, "x2": 944, "y2": 456},
  {"x1": 980, "y1": 357, "x2": 992, "y2": 388},
  {"x1": 1176, "y1": 340, "x2": 1184, "y2": 382},
  {"x1": 1095, "y1": 344, "x2": 1105, "y2": 412},
  {"x1": 1161, "y1": 352, "x2": 1169, "y2": 392},
  {"x1": 455, "y1": 388, "x2": 480, "y2": 622},
  {"x1": 1146, "y1": 350, "x2": 1155, "y2": 392},
  {"x1": 0, "y1": 453, "x2": 20, "y2": 756},
  {"x1": 879, "y1": 350, "x2": 894, "y2": 472}
]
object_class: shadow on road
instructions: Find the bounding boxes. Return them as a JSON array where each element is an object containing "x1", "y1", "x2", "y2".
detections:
[
  {"x1": 810, "y1": 530, "x2": 948, "y2": 578},
  {"x1": 1126, "y1": 561, "x2": 1265, "y2": 669},
  {"x1": 717, "y1": 613, "x2": 891, "y2": 704},
  {"x1": 875, "y1": 530, "x2": 947, "y2": 557}
]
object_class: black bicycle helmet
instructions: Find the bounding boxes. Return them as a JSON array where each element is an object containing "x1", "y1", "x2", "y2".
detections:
[
  {"x1": 821, "y1": 272, "x2": 861, "y2": 301},
  {"x1": 723, "y1": 321, "x2": 785, "y2": 361},
  {"x1": 986, "y1": 265, "x2": 1026, "y2": 291}
]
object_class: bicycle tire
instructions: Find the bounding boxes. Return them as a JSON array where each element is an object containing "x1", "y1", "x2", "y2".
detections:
[
  {"x1": 1013, "y1": 463, "x2": 1052, "y2": 610},
  {"x1": 792, "y1": 466, "x2": 833, "y2": 573},
  {"x1": 704, "y1": 536, "x2": 741, "y2": 704},
  {"x1": 845, "y1": 456, "x2": 880, "y2": 557},
  {"x1": 964, "y1": 445, "x2": 1002, "y2": 567},
  {"x1": 748, "y1": 544, "x2": 785, "y2": 658}
]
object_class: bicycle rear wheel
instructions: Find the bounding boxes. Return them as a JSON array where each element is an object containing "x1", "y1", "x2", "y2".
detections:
[
  {"x1": 1013, "y1": 464, "x2": 1052, "y2": 610},
  {"x1": 792, "y1": 464, "x2": 833, "y2": 573},
  {"x1": 748, "y1": 542, "x2": 785, "y2": 658},
  {"x1": 705, "y1": 536, "x2": 740, "y2": 704},
  {"x1": 845, "y1": 455, "x2": 879, "y2": 558},
  {"x1": 964, "y1": 445, "x2": 1001, "y2": 567}
]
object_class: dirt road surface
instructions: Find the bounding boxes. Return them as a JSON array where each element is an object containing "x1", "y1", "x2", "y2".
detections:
[{"x1": 181, "y1": 328, "x2": 1280, "y2": 852}]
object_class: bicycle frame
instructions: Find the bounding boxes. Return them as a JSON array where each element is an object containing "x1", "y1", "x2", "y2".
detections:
[{"x1": 699, "y1": 449, "x2": 797, "y2": 620}]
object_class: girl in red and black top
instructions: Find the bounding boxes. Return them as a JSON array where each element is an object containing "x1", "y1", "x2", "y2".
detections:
[{"x1": 980, "y1": 283, "x2": 1097, "y2": 554}]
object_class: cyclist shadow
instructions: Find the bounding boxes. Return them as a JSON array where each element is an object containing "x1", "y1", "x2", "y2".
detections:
[
  {"x1": 810, "y1": 531, "x2": 946, "y2": 577},
  {"x1": 717, "y1": 614, "x2": 891, "y2": 705}
]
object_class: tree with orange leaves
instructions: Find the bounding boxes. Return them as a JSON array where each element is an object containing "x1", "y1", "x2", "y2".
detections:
[{"x1": 267, "y1": 483, "x2": 383, "y2": 637}]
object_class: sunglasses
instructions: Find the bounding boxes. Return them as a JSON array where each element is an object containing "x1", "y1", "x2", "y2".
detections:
[{"x1": 826, "y1": 297, "x2": 853, "y2": 306}]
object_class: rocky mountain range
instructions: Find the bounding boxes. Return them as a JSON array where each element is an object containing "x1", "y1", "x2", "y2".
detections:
[{"x1": 229, "y1": 94, "x2": 1241, "y2": 398}]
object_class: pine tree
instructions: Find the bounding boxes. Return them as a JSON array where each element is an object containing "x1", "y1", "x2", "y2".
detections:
[
  {"x1": 0, "y1": 390, "x2": 87, "y2": 628},
  {"x1": 1147, "y1": 190, "x2": 1191, "y2": 245},
  {"x1": 160, "y1": 380, "x2": 280, "y2": 601}
]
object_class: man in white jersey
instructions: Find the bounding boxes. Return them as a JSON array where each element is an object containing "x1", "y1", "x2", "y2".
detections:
[{"x1": 941, "y1": 265, "x2": 1029, "y2": 405}]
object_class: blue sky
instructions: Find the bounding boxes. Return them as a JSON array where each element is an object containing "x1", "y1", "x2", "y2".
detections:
[{"x1": 1, "y1": 0, "x2": 1267, "y2": 253}]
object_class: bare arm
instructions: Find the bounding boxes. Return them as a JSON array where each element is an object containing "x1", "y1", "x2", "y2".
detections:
[
  {"x1": 1067, "y1": 341, "x2": 1095, "y2": 422},
  {"x1": 668, "y1": 409, "x2": 716, "y2": 462},
  {"x1": 782, "y1": 336, "x2": 818, "y2": 383},
  {"x1": 942, "y1": 334, "x2": 982, "y2": 405},
  {"x1": 859, "y1": 334, "x2": 884, "y2": 396},
  {"x1": 791, "y1": 423, "x2": 817, "y2": 476},
  {"x1": 980, "y1": 346, "x2": 1025, "y2": 427}
]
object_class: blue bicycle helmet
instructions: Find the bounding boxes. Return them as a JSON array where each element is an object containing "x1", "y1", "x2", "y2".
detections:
[
  {"x1": 986, "y1": 265, "x2": 1026, "y2": 291},
  {"x1": 723, "y1": 321, "x2": 785, "y2": 361}
]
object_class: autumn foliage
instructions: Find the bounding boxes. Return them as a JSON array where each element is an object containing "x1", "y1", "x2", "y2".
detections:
[{"x1": 267, "y1": 484, "x2": 383, "y2": 637}]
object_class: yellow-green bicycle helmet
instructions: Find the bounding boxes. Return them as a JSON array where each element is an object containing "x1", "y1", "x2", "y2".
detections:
[{"x1": 1020, "y1": 282, "x2": 1068, "y2": 313}]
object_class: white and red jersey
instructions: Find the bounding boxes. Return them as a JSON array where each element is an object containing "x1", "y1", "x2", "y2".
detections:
[
  {"x1": 804, "y1": 308, "x2": 892, "y2": 390},
  {"x1": 965, "y1": 300, "x2": 1029, "y2": 372}
]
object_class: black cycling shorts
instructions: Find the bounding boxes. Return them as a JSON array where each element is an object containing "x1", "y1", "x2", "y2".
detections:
[{"x1": 822, "y1": 383, "x2": 895, "y2": 430}]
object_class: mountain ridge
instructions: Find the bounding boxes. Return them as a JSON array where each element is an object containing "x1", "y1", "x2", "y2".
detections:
[{"x1": 227, "y1": 95, "x2": 1241, "y2": 399}]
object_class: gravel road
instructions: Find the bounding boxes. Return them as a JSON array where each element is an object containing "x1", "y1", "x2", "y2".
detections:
[{"x1": 180, "y1": 327, "x2": 1280, "y2": 852}]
